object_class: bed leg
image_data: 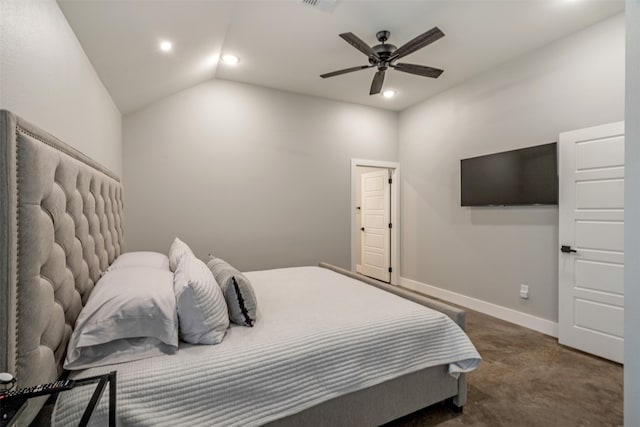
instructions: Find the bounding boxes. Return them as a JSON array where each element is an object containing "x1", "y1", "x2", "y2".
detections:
[
  {"x1": 447, "y1": 398, "x2": 464, "y2": 414},
  {"x1": 447, "y1": 373, "x2": 466, "y2": 414}
]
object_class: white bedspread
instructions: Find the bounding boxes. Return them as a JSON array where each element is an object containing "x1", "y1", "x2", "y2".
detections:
[{"x1": 53, "y1": 266, "x2": 480, "y2": 426}]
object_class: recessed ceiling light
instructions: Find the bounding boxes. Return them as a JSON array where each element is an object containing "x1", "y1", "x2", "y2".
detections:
[
  {"x1": 382, "y1": 90, "x2": 396, "y2": 98},
  {"x1": 160, "y1": 41, "x2": 172, "y2": 52},
  {"x1": 222, "y1": 54, "x2": 239, "y2": 65}
]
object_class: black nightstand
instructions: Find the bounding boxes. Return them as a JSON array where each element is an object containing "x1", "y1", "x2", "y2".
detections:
[{"x1": 0, "y1": 371, "x2": 116, "y2": 427}]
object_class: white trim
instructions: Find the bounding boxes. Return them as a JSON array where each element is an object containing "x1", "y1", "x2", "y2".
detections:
[
  {"x1": 351, "y1": 159, "x2": 400, "y2": 285},
  {"x1": 399, "y1": 277, "x2": 559, "y2": 337}
]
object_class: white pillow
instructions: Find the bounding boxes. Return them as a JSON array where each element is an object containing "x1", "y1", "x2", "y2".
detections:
[
  {"x1": 174, "y1": 254, "x2": 229, "y2": 344},
  {"x1": 169, "y1": 237, "x2": 194, "y2": 272},
  {"x1": 108, "y1": 251, "x2": 170, "y2": 271},
  {"x1": 64, "y1": 268, "x2": 179, "y2": 370}
]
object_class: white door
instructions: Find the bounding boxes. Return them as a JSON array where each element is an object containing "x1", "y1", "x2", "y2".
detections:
[
  {"x1": 360, "y1": 169, "x2": 391, "y2": 283},
  {"x1": 558, "y1": 121, "x2": 625, "y2": 363}
]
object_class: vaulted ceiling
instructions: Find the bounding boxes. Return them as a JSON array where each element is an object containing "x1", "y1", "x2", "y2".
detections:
[{"x1": 58, "y1": 0, "x2": 624, "y2": 114}]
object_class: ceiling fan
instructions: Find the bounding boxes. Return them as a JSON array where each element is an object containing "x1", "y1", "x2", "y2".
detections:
[{"x1": 320, "y1": 27, "x2": 445, "y2": 95}]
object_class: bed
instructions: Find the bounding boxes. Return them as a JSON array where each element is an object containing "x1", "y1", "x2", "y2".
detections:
[{"x1": 0, "y1": 109, "x2": 480, "y2": 426}]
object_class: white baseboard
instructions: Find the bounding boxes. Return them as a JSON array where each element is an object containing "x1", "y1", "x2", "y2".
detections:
[{"x1": 399, "y1": 277, "x2": 558, "y2": 338}]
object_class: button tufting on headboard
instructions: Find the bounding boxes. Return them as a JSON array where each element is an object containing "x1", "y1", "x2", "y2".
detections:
[{"x1": 0, "y1": 110, "x2": 124, "y2": 425}]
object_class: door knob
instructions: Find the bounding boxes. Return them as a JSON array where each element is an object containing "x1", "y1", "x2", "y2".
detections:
[{"x1": 560, "y1": 245, "x2": 577, "y2": 254}]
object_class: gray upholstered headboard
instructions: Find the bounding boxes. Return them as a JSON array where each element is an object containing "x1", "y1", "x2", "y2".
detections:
[{"x1": 0, "y1": 110, "x2": 123, "y2": 423}]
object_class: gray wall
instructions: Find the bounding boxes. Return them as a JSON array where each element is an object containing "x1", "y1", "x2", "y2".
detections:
[
  {"x1": 625, "y1": 0, "x2": 639, "y2": 423},
  {"x1": 398, "y1": 13, "x2": 625, "y2": 322},
  {"x1": 0, "y1": 0, "x2": 122, "y2": 175},
  {"x1": 123, "y1": 79, "x2": 398, "y2": 271}
]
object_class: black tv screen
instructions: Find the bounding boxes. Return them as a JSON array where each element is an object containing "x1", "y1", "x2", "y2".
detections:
[{"x1": 460, "y1": 142, "x2": 558, "y2": 206}]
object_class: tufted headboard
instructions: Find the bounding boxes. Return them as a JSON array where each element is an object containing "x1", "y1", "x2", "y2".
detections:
[{"x1": 0, "y1": 110, "x2": 123, "y2": 423}]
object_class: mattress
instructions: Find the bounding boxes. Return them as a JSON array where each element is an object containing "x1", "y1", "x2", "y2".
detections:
[{"x1": 53, "y1": 266, "x2": 481, "y2": 426}]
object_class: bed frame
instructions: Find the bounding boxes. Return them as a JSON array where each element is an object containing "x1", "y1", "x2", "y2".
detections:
[{"x1": 0, "y1": 110, "x2": 465, "y2": 426}]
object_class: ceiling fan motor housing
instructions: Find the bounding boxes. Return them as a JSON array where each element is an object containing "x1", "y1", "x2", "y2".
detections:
[
  {"x1": 372, "y1": 43, "x2": 396, "y2": 70},
  {"x1": 372, "y1": 43, "x2": 397, "y2": 60}
]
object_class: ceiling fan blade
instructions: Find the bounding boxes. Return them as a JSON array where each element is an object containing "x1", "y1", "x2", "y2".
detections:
[
  {"x1": 392, "y1": 63, "x2": 444, "y2": 78},
  {"x1": 320, "y1": 65, "x2": 374, "y2": 79},
  {"x1": 370, "y1": 70, "x2": 385, "y2": 95},
  {"x1": 390, "y1": 27, "x2": 444, "y2": 61},
  {"x1": 339, "y1": 32, "x2": 380, "y2": 59}
]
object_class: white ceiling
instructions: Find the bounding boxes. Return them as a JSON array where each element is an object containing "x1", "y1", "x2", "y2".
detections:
[{"x1": 58, "y1": 0, "x2": 624, "y2": 114}]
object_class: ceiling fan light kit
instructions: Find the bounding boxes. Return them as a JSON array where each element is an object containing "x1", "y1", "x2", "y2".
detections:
[{"x1": 320, "y1": 27, "x2": 445, "y2": 96}]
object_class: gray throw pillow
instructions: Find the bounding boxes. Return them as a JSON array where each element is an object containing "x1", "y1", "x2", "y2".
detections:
[{"x1": 206, "y1": 256, "x2": 257, "y2": 327}]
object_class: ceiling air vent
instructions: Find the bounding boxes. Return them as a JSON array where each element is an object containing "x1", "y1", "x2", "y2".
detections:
[{"x1": 299, "y1": 0, "x2": 339, "y2": 13}]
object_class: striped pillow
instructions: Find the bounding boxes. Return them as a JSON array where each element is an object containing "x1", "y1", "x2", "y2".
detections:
[
  {"x1": 169, "y1": 237, "x2": 194, "y2": 272},
  {"x1": 206, "y1": 256, "x2": 257, "y2": 327},
  {"x1": 174, "y1": 254, "x2": 229, "y2": 344}
]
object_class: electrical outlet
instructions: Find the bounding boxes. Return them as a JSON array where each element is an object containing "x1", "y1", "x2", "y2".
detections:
[{"x1": 520, "y1": 284, "x2": 529, "y2": 300}]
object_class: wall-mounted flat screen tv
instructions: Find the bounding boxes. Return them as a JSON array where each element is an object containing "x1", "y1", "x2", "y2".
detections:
[{"x1": 460, "y1": 142, "x2": 558, "y2": 206}]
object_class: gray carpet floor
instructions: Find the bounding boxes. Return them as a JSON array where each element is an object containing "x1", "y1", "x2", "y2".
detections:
[{"x1": 385, "y1": 309, "x2": 623, "y2": 427}]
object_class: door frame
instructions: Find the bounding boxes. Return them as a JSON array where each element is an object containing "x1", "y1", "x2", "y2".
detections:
[{"x1": 350, "y1": 159, "x2": 400, "y2": 285}]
